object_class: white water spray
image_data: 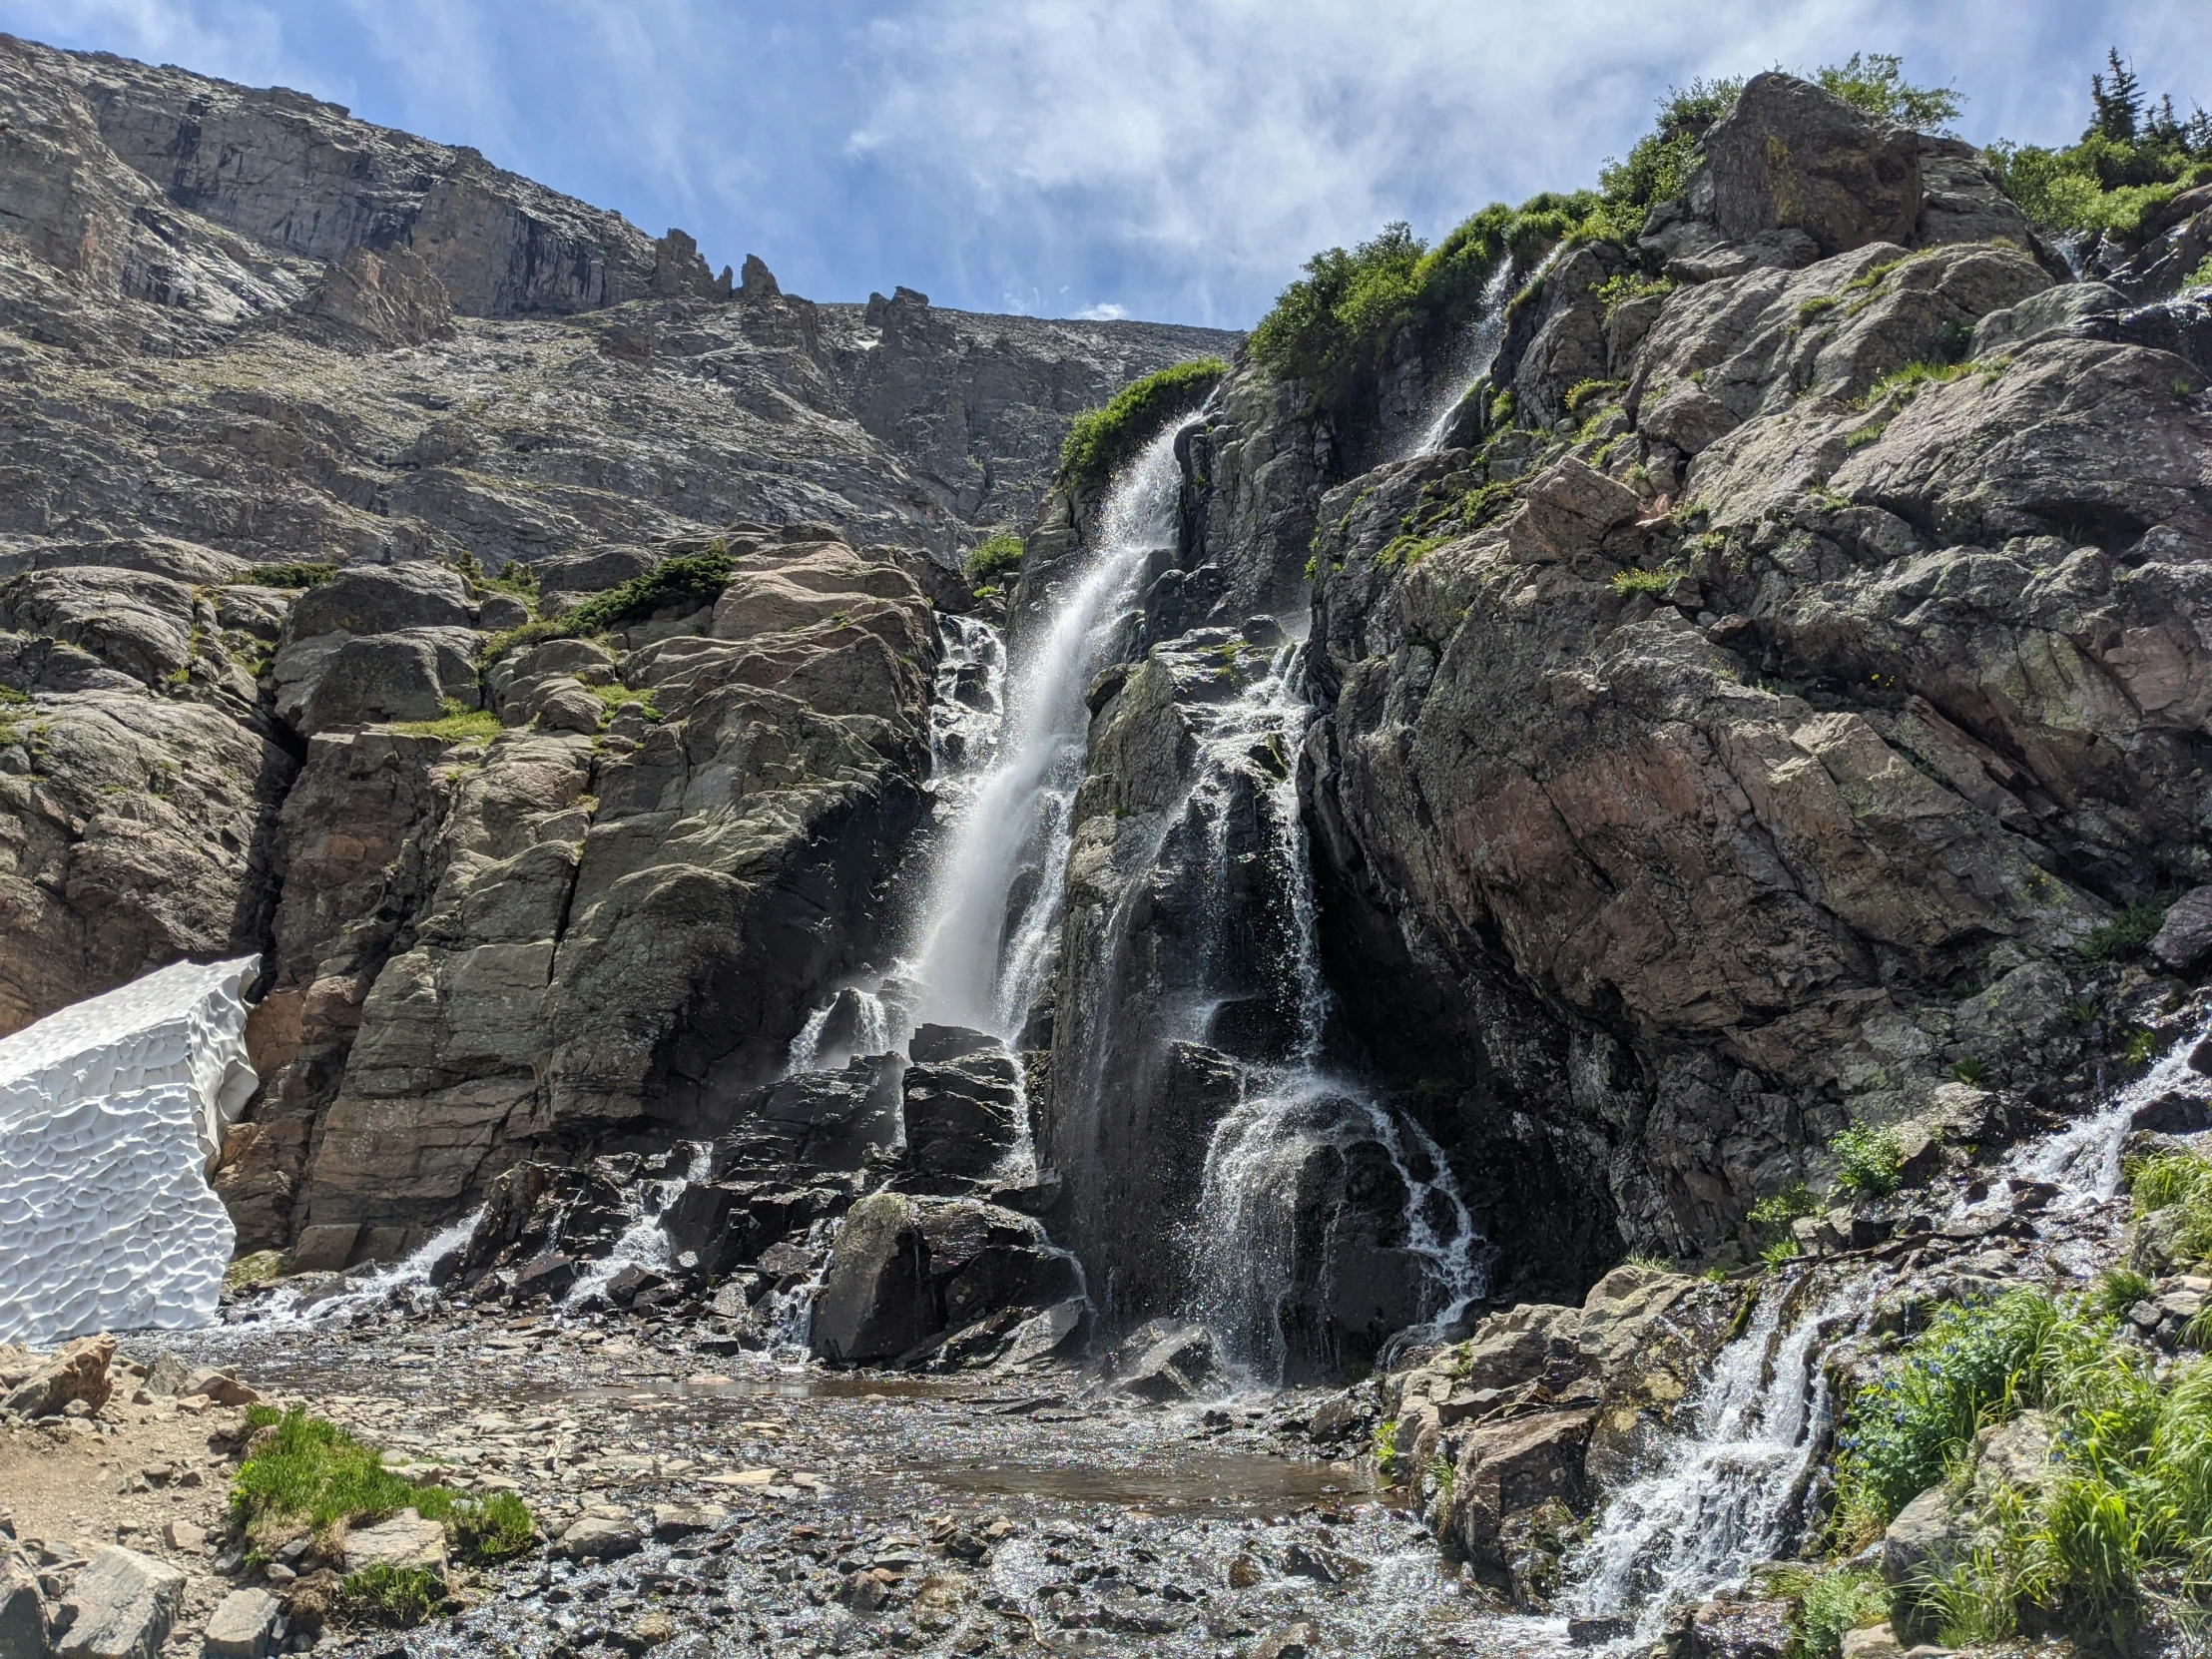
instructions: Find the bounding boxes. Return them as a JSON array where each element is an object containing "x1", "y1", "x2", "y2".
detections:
[
  {"x1": 905, "y1": 425, "x2": 1184, "y2": 1038},
  {"x1": 1404, "y1": 260, "x2": 1517, "y2": 459}
]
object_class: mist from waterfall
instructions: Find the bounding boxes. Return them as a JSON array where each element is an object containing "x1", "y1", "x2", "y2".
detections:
[{"x1": 904, "y1": 424, "x2": 1184, "y2": 1039}]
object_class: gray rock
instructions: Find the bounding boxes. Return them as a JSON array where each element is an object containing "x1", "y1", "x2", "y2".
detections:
[
  {"x1": 902, "y1": 1050, "x2": 1024, "y2": 1184},
  {"x1": 340, "y1": 1510, "x2": 446, "y2": 1576},
  {"x1": 906, "y1": 1023, "x2": 996, "y2": 1064},
  {"x1": 288, "y1": 627, "x2": 480, "y2": 734},
  {"x1": 285, "y1": 564, "x2": 473, "y2": 643},
  {"x1": 1689, "y1": 1598, "x2": 1792, "y2": 1659},
  {"x1": 1882, "y1": 1485, "x2": 1968, "y2": 1589},
  {"x1": 3, "y1": 1334, "x2": 115, "y2": 1417},
  {"x1": 200, "y1": 1587, "x2": 281, "y2": 1659},
  {"x1": 1113, "y1": 1320, "x2": 1228, "y2": 1402},
  {"x1": 1684, "y1": 72, "x2": 1921, "y2": 259},
  {"x1": 1970, "y1": 281, "x2": 2126, "y2": 359},
  {"x1": 555, "y1": 1507, "x2": 642, "y2": 1561},
  {"x1": 2152, "y1": 886, "x2": 2212, "y2": 972},
  {"x1": 54, "y1": 1546, "x2": 185, "y2": 1659}
]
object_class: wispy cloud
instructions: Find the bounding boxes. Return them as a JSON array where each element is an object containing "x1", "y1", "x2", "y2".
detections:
[{"x1": 4, "y1": 0, "x2": 2206, "y2": 326}]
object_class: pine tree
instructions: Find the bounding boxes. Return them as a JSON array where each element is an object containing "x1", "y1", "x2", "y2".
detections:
[
  {"x1": 2089, "y1": 47, "x2": 2146, "y2": 141},
  {"x1": 2187, "y1": 104, "x2": 2212, "y2": 156}
]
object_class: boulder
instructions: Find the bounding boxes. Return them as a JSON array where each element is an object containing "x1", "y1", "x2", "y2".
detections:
[
  {"x1": 720, "y1": 1057, "x2": 903, "y2": 1176},
  {"x1": 1684, "y1": 72, "x2": 1921, "y2": 259},
  {"x1": 287, "y1": 627, "x2": 481, "y2": 735},
  {"x1": 341, "y1": 1509, "x2": 447, "y2": 1576},
  {"x1": 2152, "y1": 886, "x2": 2212, "y2": 972},
  {"x1": 901, "y1": 1050, "x2": 1024, "y2": 1184},
  {"x1": 201, "y1": 1587, "x2": 282, "y2": 1659},
  {"x1": 1112, "y1": 1320, "x2": 1228, "y2": 1402},
  {"x1": 1882, "y1": 1484, "x2": 1968, "y2": 1590},
  {"x1": 1504, "y1": 458, "x2": 1643, "y2": 566},
  {"x1": 53, "y1": 1546, "x2": 186, "y2": 1659},
  {"x1": 650, "y1": 1503, "x2": 726, "y2": 1542},
  {"x1": 907, "y1": 1023, "x2": 996, "y2": 1065},
  {"x1": 1441, "y1": 1408, "x2": 1595, "y2": 1571},
  {"x1": 2, "y1": 1333, "x2": 115, "y2": 1417},
  {"x1": 995, "y1": 1299, "x2": 1090, "y2": 1370},
  {"x1": 284, "y1": 563, "x2": 472, "y2": 641}
]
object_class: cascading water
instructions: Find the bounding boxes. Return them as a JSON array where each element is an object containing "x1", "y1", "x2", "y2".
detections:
[
  {"x1": 1563, "y1": 1283, "x2": 1855, "y2": 1642},
  {"x1": 565, "y1": 1142, "x2": 713, "y2": 1307},
  {"x1": 905, "y1": 425, "x2": 1184, "y2": 1039},
  {"x1": 1177, "y1": 643, "x2": 1487, "y2": 1378},
  {"x1": 1403, "y1": 259, "x2": 1518, "y2": 458}
]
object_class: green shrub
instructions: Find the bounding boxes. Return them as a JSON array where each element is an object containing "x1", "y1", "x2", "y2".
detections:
[
  {"x1": 1611, "y1": 565, "x2": 1679, "y2": 597},
  {"x1": 2129, "y1": 1148, "x2": 2212, "y2": 1265},
  {"x1": 229, "y1": 562, "x2": 337, "y2": 589},
  {"x1": 1775, "y1": 1562, "x2": 1893, "y2": 1659},
  {"x1": 1748, "y1": 1182, "x2": 1819, "y2": 1227},
  {"x1": 2081, "y1": 894, "x2": 2175, "y2": 961},
  {"x1": 1832, "y1": 1123, "x2": 1905, "y2": 1196},
  {"x1": 1814, "y1": 53, "x2": 1962, "y2": 130},
  {"x1": 1057, "y1": 359, "x2": 1227, "y2": 494},
  {"x1": 1836, "y1": 1290, "x2": 2081, "y2": 1526},
  {"x1": 964, "y1": 532, "x2": 1025, "y2": 587},
  {"x1": 1987, "y1": 51, "x2": 2212, "y2": 232},
  {"x1": 2096, "y1": 1269, "x2": 2155, "y2": 1321},
  {"x1": 478, "y1": 549, "x2": 736, "y2": 666},
  {"x1": 338, "y1": 1563, "x2": 445, "y2": 1628},
  {"x1": 1373, "y1": 1417, "x2": 1400, "y2": 1483}
]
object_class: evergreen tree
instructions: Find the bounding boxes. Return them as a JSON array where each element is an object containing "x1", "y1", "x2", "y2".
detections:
[{"x1": 2089, "y1": 46, "x2": 2144, "y2": 141}]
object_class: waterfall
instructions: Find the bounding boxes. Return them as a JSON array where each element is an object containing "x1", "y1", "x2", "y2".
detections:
[
  {"x1": 1564, "y1": 1281, "x2": 1855, "y2": 1641},
  {"x1": 1182, "y1": 644, "x2": 1488, "y2": 1377},
  {"x1": 1403, "y1": 259, "x2": 1517, "y2": 459},
  {"x1": 904, "y1": 424, "x2": 1184, "y2": 1038}
]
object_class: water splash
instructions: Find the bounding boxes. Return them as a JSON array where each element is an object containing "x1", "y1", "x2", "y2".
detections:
[
  {"x1": 904, "y1": 425, "x2": 1184, "y2": 1039},
  {"x1": 565, "y1": 1143, "x2": 711, "y2": 1307},
  {"x1": 1564, "y1": 1282, "x2": 1854, "y2": 1642},
  {"x1": 254, "y1": 1209, "x2": 484, "y2": 1326}
]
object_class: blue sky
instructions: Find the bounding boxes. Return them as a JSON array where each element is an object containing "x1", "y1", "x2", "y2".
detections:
[{"x1": 5, "y1": 1, "x2": 2204, "y2": 328}]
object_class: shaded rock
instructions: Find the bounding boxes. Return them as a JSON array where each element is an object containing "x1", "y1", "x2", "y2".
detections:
[
  {"x1": 995, "y1": 1299, "x2": 1090, "y2": 1370},
  {"x1": 284, "y1": 563, "x2": 473, "y2": 642},
  {"x1": 902, "y1": 1050, "x2": 1024, "y2": 1185},
  {"x1": 0, "y1": 1541, "x2": 47, "y2": 1659},
  {"x1": 651, "y1": 1504, "x2": 726, "y2": 1543},
  {"x1": 54, "y1": 1545, "x2": 185, "y2": 1659},
  {"x1": 1685, "y1": 72, "x2": 1921, "y2": 259},
  {"x1": 720, "y1": 1057, "x2": 904, "y2": 1176},
  {"x1": 2152, "y1": 886, "x2": 2212, "y2": 972},
  {"x1": 294, "y1": 247, "x2": 454, "y2": 349},
  {"x1": 907, "y1": 1023, "x2": 995, "y2": 1065}
]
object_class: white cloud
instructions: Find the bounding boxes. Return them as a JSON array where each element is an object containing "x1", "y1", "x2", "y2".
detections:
[{"x1": 1073, "y1": 301, "x2": 1129, "y2": 321}]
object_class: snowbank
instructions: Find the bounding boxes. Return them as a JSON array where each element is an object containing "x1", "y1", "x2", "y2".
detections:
[{"x1": 0, "y1": 956, "x2": 261, "y2": 1346}]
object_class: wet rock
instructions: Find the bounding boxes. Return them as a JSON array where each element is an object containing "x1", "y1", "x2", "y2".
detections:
[
  {"x1": 53, "y1": 1545, "x2": 185, "y2": 1659},
  {"x1": 995, "y1": 1300, "x2": 1090, "y2": 1371},
  {"x1": 201, "y1": 1587, "x2": 281, "y2": 1659},
  {"x1": 3, "y1": 1334, "x2": 116, "y2": 1418},
  {"x1": 720, "y1": 1058, "x2": 904, "y2": 1176},
  {"x1": 1111, "y1": 1321, "x2": 1228, "y2": 1402},
  {"x1": 901, "y1": 1050, "x2": 1024, "y2": 1185},
  {"x1": 651, "y1": 1504, "x2": 725, "y2": 1543},
  {"x1": 511, "y1": 1254, "x2": 578, "y2": 1303},
  {"x1": 2135, "y1": 1091, "x2": 2212, "y2": 1135},
  {"x1": 341, "y1": 1510, "x2": 446, "y2": 1577},
  {"x1": 459, "y1": 1164, "x2": 628, "y2": 1281},
  {"x1": 1689, "y1": 1597, "x2": 1792, "y2": 1659},
  {"x1": 555, "y1": 1508, "x2": 643, "y2": 1562},
  {"x1": 1439, "y1": 1408, "x2": 1596, "y2": 1572},
  {"x1": 908, "y1": 1022, "x2": 995, "y2": 1066},
  {"x1": 2152, "y1": 886, "x2": 2212, "y2": 972},
  {"x1": 1248, "y1": 1623, "x2": 1317, "y2": 1659}
]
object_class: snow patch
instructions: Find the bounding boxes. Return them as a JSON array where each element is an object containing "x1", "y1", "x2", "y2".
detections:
[{"x1": 0, "y1": 955, "x2": 260, "y2": 1346}]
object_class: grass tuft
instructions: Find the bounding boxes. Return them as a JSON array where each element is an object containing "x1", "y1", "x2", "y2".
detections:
[
  {"x1": 2080, "y1": 894, "x2": 2176, "y2": 961},
  {"x1": 388, "y1": 701, "x2": 501, "y2": 742},
  {"x1": 337, "y1": 1563, "x2": 445, "y2": 1628}
]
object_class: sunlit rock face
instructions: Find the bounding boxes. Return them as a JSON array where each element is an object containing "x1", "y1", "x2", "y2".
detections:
[{"x1": 0, "y1": 955, "x2": 259, "y2": 1346}]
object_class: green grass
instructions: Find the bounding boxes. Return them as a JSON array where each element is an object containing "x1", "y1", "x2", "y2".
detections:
[
  {"x1": 1762, "y1": 1237, "x2": 1803, "y2": 1268},
  {"x1": 480, "y1": 547, "x2": 736, "y2": 665},
  {"x1": 1564, "y1": 377, "x2": 1625, "y2": 412},
  {"x1": 592, "y1": 684, "x2": 663, "y2": 721},
  {"x1": 388, "y1": 701, "x2": 501, "y2": 742},
  {"x1": 1949, "y1": 1056, "x2": 1987, "y2": 1085},
  {"x1": 2130, "y1": 1149, "x2": 2212, "y2": 1267},
  {"x1": 2096, "y1": 1269, "x2": 2156, "y2": 1321},
  {"x1": 1057, "y1": 359, "x2": 1228, "y2": 494},
  {"x1": 964, "y1": 532, "x2": 1024, "y2": 587},
  {"x1": 228, "y1": 562, "x2": 337, "y2": 589},
  {"x1": 2080, "y1": 894, "x2": 2176, "y2": 961},
  {"x1": 1611, "y1": 565, "x2": 1679, "y2": 597},
  {"x1": 1832, "y1": 1122, "x2": 1905, "y2": 1196},
  {"x1": 233, "y1": 1407, "x2": 536, "y2": 1567},
  {"x1": 1798, "y1": 294, "x2": 1844, "y2": 324},
  {"x1": 1373, "y1": 1417, "x2": 1400, "y2": 1483},
  {"x1": 1595, "y1": 274, "x2": 1674, "y2": 315},
  {"x1": 338, "y1": 1563, "x2": 445, "y2": 1628}
]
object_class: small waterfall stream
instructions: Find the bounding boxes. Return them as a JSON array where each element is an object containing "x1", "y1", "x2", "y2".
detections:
[{"x1": 1403, "y1": 259, "x2": 1517, "y2": 458}]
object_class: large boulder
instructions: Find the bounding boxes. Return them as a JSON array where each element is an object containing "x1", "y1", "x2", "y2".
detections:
[
  {"x1": 1440, "y1": 1408, "x2": 1597, "y2": 1573},
  {"x1": 809, "y1": 1193, "x2": 1080, "y2": 1366},
  {"x1": 283, "y1": 563, "x2": 473, "y2": 642},
  {"x1": 1684, "y1": 72, "x2": 1921, "y2": 259},
  {"x1": 284, "y1": 627, "x2": 481, "y2": 734},
  {"x1": 53, "y1": 1546, "x2": 186, "y2": 1659},
  {"x1": 0, "y1": 1540, "x2": 48, "y2": 1658},
  {"x1": 719, "y1": 1057, "x2": 903, "y2": 1176},
  {"x1": 341, "y1": 1510, "x2": 446, "y2": 1577}
]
